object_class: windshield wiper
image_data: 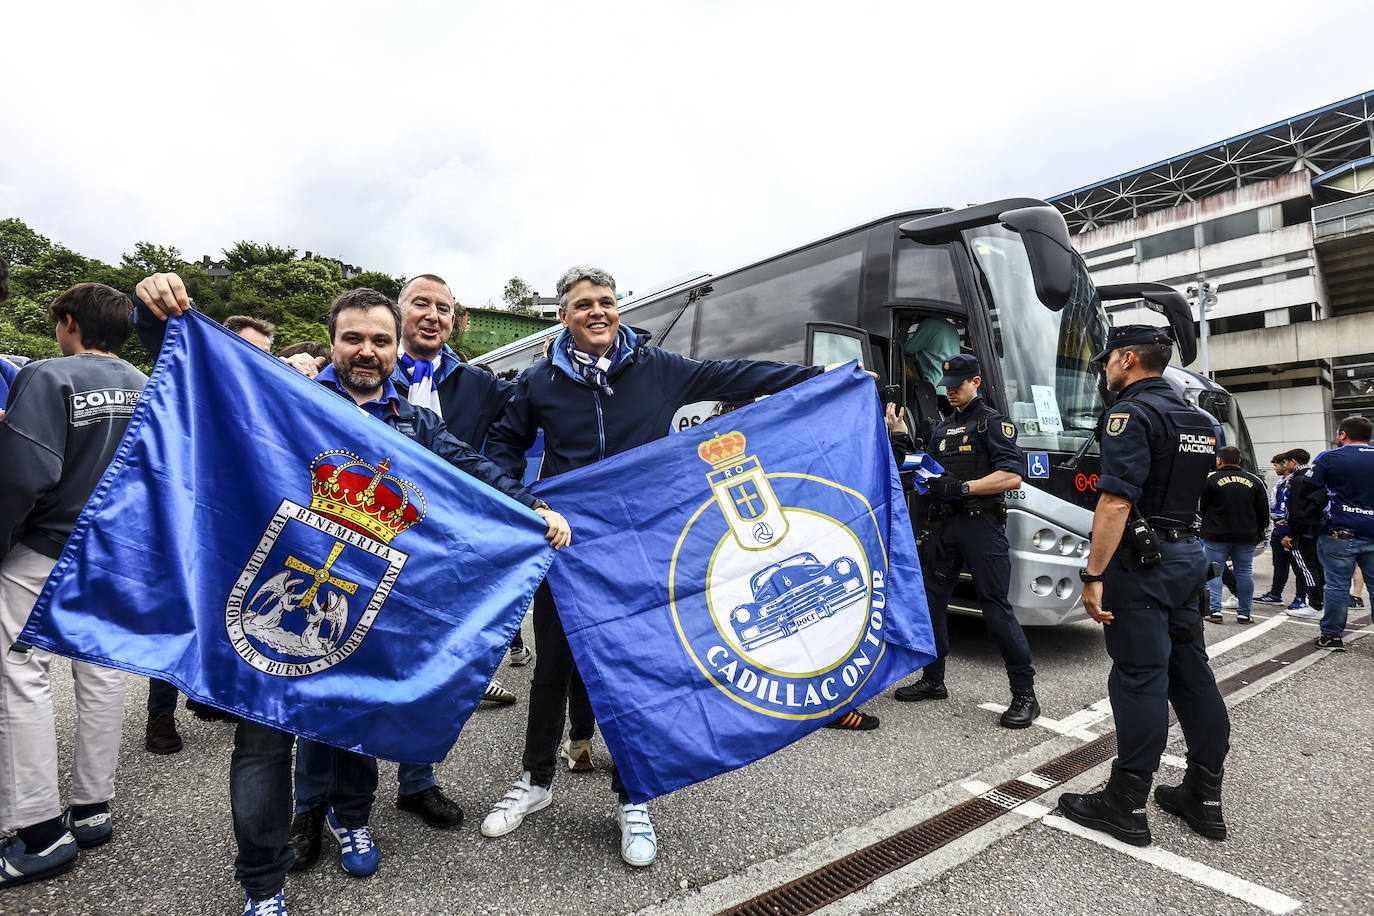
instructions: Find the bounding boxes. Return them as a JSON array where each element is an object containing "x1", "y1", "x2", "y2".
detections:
[{"x1": 1059, "y1": 426, "x2": 1098, "y2": 471}]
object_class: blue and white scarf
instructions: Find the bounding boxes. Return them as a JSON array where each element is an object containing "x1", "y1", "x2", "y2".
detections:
[
  {"x1": 398, "y1": 352, "x2": 442, "y2": 417},
  {"x1": 564, "y1": 335, "x2": 629, "y2": 396}
]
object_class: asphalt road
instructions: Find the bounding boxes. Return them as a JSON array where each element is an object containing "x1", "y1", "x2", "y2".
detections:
[{"x1": 5, "y1": 566, "x2": 1370, "y2": 916}]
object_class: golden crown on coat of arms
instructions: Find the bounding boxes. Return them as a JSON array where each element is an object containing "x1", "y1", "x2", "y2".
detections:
[
  {"x1": 309, "y1": 450, "x2": 426, "y2": 544},
  {"x1": 698, "y1": 431, "x2": 747, "y2": 468}
]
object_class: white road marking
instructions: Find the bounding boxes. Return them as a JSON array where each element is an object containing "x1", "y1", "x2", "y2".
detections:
[
  {"x1": 1017, "y1": 771, "x2": 1058, "y2": 790},
  {"x1": 1159, "y1": 753, "x2": 1187, "y2": 769},
  {"x1": 977, "y1": 704, "x2": 1099, "y2": 740},
  {"x1": 1043, "y1": 815, "x2": 1302, "y2": 914},
  {"x1": 961, "y1": 781, "x2": 1054, "y2": 820},
  {"x1": 1055, "y1": 698, "x2": 1113, "y2": 732},
  {"x1": 1207, "y1": 612, "x2": 1286, "y2": 654}
]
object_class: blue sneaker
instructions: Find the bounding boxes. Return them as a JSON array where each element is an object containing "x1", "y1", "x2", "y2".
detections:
[
  {"x1": 326, "y1": 808, "x2": 379, "y2": 877},
  {"x1": 61, "y1": 805, "x2": 112, "y2": 849},
  {"x1": 243, "y1": 889, "x2": 287, "y2": 914},
  {"x1": 0, "y1": 831, "x2": 79, "y2": 887},
  {"x1": 1254, "y1": 592, "x2": 1282, "y2": 604}
]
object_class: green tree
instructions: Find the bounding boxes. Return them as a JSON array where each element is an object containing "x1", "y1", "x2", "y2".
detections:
[
  {"x1": 221, "y1": 241, "x2": 297, "y2": 273},
  {"x1": 344, "y1": 270, "x2": 404, "y2": 300},
  {"x1": 0, "y1": 296, "x2": 61, "y2": 362},
  {"x1": 9, "y1": 246, "x2": 103, "y2": 299},
  {"x1": 0, "y1": 218, "x2": 54, "y2": 266},
  {"x1": 502, "y1": 276, "x2": 536, "y2": 316},
  {"x1": 176, "y1": 261, "x2": 225, "y2": 317},
  {"x1": 230, "y1": 259, "x2": 343, "y2": 304},
  {"x1": 120, "y1": 241, "x2": 186, "y2": 277}
]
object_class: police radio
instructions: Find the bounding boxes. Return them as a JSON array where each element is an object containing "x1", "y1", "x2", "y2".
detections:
[{"x1": 1121, "y1": 510, "x2": 1163, "y2": 569}]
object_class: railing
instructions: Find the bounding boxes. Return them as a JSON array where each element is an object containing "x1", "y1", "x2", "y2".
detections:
[{"x1": 1314, "y1": 192, "x2": 1374, "y2": 239}]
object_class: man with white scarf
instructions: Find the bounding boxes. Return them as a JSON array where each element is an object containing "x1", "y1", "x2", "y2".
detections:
[{"x1": 389, "y1": 274, "x2": 515, "y2": 451}]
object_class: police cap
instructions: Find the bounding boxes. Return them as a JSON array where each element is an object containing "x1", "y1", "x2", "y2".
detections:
[
  {"x1": 1091, "y1": 324, "x2": 1174, "y2": 363},
  {"x1": 937, "y1": 353, "x2": 980, "y2": 388}
]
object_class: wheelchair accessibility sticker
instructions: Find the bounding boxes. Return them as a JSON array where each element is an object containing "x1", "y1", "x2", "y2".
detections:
[{"x1": 1027, "y1": 452, "x2": 1050, "y2": 479}]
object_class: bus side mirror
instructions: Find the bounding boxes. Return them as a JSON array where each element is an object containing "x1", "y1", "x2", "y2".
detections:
[
  {"x1": 997, "y1": 206, "x2": 1076, "y2": 312},
  {"x1": 1096, "y1": 283, "x2": 1199, "y2": 367}
]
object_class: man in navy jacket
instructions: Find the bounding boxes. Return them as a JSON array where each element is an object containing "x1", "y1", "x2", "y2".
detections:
[
  {"x1": 1309, "y1": 416, "x2": 1374, "y2": 650},
  {"x1": 479, "y1": 265, "x2": 831, "y2": 868}
]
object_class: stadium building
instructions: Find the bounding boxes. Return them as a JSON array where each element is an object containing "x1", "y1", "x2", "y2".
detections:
[{"x1": 1050, "y1": 90, "x2": 1374, "y2": 467}]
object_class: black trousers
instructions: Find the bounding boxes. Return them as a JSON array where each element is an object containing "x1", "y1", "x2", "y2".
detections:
[
  {"x1": 1290, "y1": 536, "x2": 1325, "y2": 610},
  {"x1": 146, "y1": 677, "x2": 178, "y2": 716},
  {"x1": 522, "y1": 581, "x2": 626, "y2": 801},
  {"x1": 1102, "y1": 538, "x2": 1230, "y2": 777},
  {"x1": 919, "y1": 511, "x2": 1035, "y2": 692}
]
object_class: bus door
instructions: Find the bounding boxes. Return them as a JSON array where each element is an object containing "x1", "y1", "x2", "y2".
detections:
[{"x1": 885, "y1": 309, "x2": 966, "y2": 451}]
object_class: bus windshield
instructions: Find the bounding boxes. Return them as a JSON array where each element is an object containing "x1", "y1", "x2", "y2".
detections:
[
  {"x1": 1191, "y1": 388, "x2": 1259, "y2": 471},
  {"x1": 965, "y1": 223, "x2": 1108, "y2": 453}
]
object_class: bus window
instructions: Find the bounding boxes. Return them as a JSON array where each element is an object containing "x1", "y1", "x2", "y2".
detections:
[
  {"x1": 893, "y1": 239, "x2": 963, "y2": 303},
  {"x1": 484, "y1": 337, "x2": 547, "y2": 380},
  {"x1": 693, "y1": 237, "x2": 863, "y2": 362},
  {"x1": 806, "y1": 322, "x2": 871, "y2": 368},
  {"x1": 967, "y1": 225, "x2": 1107, "y2": 453},
  {"x1": 657, "y1": 298, "x2": 698, "y2": 355},
  {"x1": 620, "y1": 293, "x2": 686, "y2": 347}
]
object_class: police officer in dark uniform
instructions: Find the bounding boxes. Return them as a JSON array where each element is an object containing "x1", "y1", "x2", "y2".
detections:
[
  {"x1": 1058, "y1": 325, "x2": 1231, "y2": 846},
  {"x1": 892, "y1": 354, "x2": 1039, "y2": 729}
]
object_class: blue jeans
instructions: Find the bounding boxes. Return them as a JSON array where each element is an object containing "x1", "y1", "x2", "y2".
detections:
[
  {"x1": 146, "y1": 677, "x2": 178, "y2": 716},
  {"x1": 1203, "y1": 541, "x2": 1254, "y2": 615},
  {"x1": 1317, "y1": 534, "x2": 1374, "y2": 638},
  {"x1": 294, "y1": 738, "x2": 427, "y2": 813},
  {"x1": 233, "y1": 722, "x2": 376, "y2": 900},
  {"x1": 1269, "y1": 526, "x2": 1292, "y2": 596}
]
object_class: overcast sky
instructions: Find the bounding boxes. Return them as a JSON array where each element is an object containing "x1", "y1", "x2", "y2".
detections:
[{"x1": 4, "y1": 1, "x2": 1372, "y2": 307}]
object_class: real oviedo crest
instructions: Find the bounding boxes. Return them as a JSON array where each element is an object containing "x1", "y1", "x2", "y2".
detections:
[
  {"x1": 670, "y1": 431, "x2": 891, "y2": 720},
  {"x1": 225, "y1": 451, "x2": 426, "y2": 677}
]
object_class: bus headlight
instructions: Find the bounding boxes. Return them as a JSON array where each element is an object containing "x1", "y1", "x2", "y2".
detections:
[{"x1": 1032, "y1": 529, "x2": 1056, "y2": 550}]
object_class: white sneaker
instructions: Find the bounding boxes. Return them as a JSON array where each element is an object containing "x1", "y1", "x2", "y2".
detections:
[
  {"x1": 480, "y1": 772, "x2": 552, "y2": 837},
  {"x1": 1221, "y1": 595, "x2": 1239, "y2": 609},
  {"x1": 561, "y1": 738, "x2": 595, "y2": 772},
  {"x1": 508, "y1": 645, "x2": 533, "y2": 667},
  {"x1": 616, "y1": 802, "x2": 657, "y2": 867},
  {"x1": 1286, "y1": 603, "x2": 1322, "y2": 620},
  {"x1": 482, "y1": 679, "x2": 518, "y2": 704}
]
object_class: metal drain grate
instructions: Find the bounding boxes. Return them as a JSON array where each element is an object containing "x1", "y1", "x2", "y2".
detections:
[
  {"x1": 716, "y1": 635, "x2": 1324, "y2": 916},
  {"x1": 1214, "y1": 638, "x2": 1322, "y2": 695}
]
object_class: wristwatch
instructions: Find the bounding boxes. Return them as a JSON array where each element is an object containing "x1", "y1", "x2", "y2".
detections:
[
  {"x1": 1078, "y1": 568, "x2": 1105, "y2": 584},
  {"x1": 959, "y1": 482, "x2": 971, "y2": 497},
  {"x1": 530, "y1": 498, "x2": 551, "y2": 512}
]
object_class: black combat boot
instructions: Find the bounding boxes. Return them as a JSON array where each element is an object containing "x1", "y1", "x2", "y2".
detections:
[
  {"x1": 1155, "y1": 761, "x2": 1226, "y2": 839},
  {"x1": 1058, "y1": 766, "x2": 1152, "y2": 846},
  {"x1": 999, "y1": 690, "x2": 1040, "y2": 729},
  {"x1": 893, "y1": 679, "x2": 948, "y2": 702}
]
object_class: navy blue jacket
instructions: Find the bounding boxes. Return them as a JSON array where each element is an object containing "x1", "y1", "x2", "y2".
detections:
[
  {"x1": 390, "y1": 344, "x2": 516, "y2": 450},
  {"x1": 1309, "y1": 442, "x2": 1374, "y2": 538},
  {"x1": 487, "y1": 329, "x2": 823, "y2": 480},
  {"x1": 369, "y1": 390, "x2": 541, "y2": 510}
]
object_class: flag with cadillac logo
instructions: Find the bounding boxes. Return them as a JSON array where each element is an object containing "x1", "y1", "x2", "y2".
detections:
[
  {"x1": 19, "y1": 310, "x2": 555, "y2": 764},
  {"x1": 532, "y1": 366, "x2": 935, "y2": 802}
]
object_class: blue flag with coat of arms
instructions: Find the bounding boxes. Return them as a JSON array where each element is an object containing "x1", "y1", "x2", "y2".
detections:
[
  {"x1": 18, "y1": 310, "x2": 555, "y2": 765},
  {"x1": 531, "y1": 366, "x2": 935, "y2": 803}
]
